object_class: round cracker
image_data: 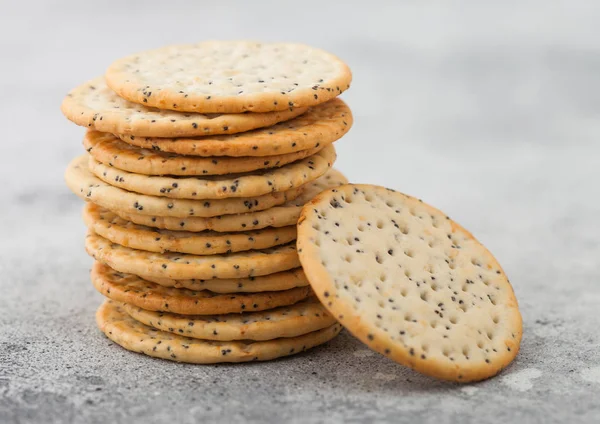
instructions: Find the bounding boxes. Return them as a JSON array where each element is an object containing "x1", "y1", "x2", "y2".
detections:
[
  {"x1": 61, "y1": 77, "x2": 306, "y2": 137},
  {"x1": 140, "y1": 268, "x2": 309, "y2": 293},
  {"x1": 117, "y1": 99, "x2": 351, "y2": 157},
  {"x1": 97, "y1": 301, "x2": 342, "y2": 363},
  {"x1": 121, "y1": 297, "x2": 335, "y2": 341},
  {"x1": 296, "y1": 184, "x2": 523, "y2": 382},
  {"x1": 113, "y1": 168, "x2": 348, "y2": 232},
  {"x1": 86, "y1": 231, "x2": 299, "y2": 280},
  {"x1": 83, "y1": 203, "x2": 296, "y2": 255},
  {"x1": 105, "y1": 41, "x2": 351, "y2": 113},
  {"x1": 65, "y1": 156, "x2": 302, "y2": 218},
  {"x1": 83, "y1": 131, "x2": 329, "y2": 176},
  {"x1": 87, "y1": 145, "x2": 336, "y2": 200},
  {"x1": 91, "y1": 263, "x2": 310, "y2": 315}
]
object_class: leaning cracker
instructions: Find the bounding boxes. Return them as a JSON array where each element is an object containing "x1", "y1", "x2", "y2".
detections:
[
  {"x1": 86, "y1": 232, "x2": 299, "y2": 280},
  {"x1": 117, "y1": 99, "x2": 351, "y2": 157},
  {"x1": 296, "y1": 184, "x2": 522, "y2": 382},
  {"x1": 91, "y1": 263, "x2": 309, "y2": 314},
  {"x1": 105, "y1": 41, "x2": 351, "y2": 113},
  {"x1": 141, "y1": 268, "x2": 309, "y2": 293},
  {"x1": 121, "y1": 297, "x2": 335, "y2": 341},
  {"x1": 61, "y1": 77, "x2": 306, "y2": 137},
  {"x1": 114, "y1": 168, "x2": 348, "y2": 232},
  {"x1": 87, "y1": 145, "x2": 336, "y2": 200},
  {"x1": 97, "y1": 301, "x2": 342, "y2": 363},
  {"x1": 84, "y1": 131, "x2": 328, "y2": 176},
  {"x1": 65, "y1": 156, "x2": 302, "y2": 218},
  {"x1": 83, "y1": 203, "x2": 296, "y2": 255}
]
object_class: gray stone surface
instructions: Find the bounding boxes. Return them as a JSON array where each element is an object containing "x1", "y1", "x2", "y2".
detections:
[{"x1": 1, "y1": 1, "x2": 600, "y2": 422}]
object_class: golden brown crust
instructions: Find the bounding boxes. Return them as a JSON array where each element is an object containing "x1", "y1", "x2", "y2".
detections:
[
  {"x1": 117, "y1": 99, "x2": 352, "y2": 157},
  {"x1": 91, "y1": 263, "x2": 310, "y2": 315},
  {"x1": 60, "y1": 77, "x2": 306, "y2": 137},
  {"x1": 82, "y1": 203, "x2": 296, "y2": 255},
  {"x1": 97, "y1": 300, "x2": 342, "y2": 363},
  {"x1": 83, "y1": 131, "x2": 328, "y2": 176},
  {"x1": 120, "y1": 298, "x2": 335, "y2": 341},
  {"x1": 85, "y1": 231, "x2": 300, "y2": 280}
]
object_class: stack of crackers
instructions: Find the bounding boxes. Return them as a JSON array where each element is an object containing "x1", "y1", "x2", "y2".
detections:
[
  {"x1": 64, "y1": 40, "x2": 523, "y2": 382},
  {"x1": 63, "y1": 41, "x2": 352, "y2": 363}
]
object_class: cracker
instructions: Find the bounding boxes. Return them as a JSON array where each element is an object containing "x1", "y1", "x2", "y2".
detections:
[
  {"x1": 117, "y1": 99, "x2": 351, "y2": 157},
  {"x1": 65, "y1": 156, "x2": 302, "y2": 218},
  {"x1": 105, "y1": 41, "x2": 351, "y2": 114},
  {"x1": 61, "y1": 77, "x2": 306, "y2": 137},
  {"x1": 296, "y1": 184, "x2": 523, "y2": 382},
  {"x1": 97, "y1": 300, "x2": 342, "y2": 363},
  {"x1": 141, "y1": 268, "x2": 309, "y2": 293},
  {"x1": 87, "y1": 145, "x2": 336, "y2": 200},
  {"x1": 114, "y1": 169, "x2": 348, "y2": 232},
  {"x1": 86, "y1": 231, "x2": 299, "y2": 280},
  {"x1": 83, "y1": 203, "x2": 296, "y2": 255},
  {"x1": 84, "y1": 131, "x2": 328, "y2": 176},
  {"x1": 91, "y1": 263, "x2": 310, "y2": 314},
  {"x1": 121, "y1": 297, "x2": 335, "y2": 341}
]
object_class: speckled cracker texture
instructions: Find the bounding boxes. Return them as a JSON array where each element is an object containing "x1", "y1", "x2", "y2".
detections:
[
  {"x1": 105, "y1": 41, "x2": 351, "y2": 113},
  {"x1": 61, "y1": 77, "x2": 306, "y2": 137},
  {"x1": 97, "y1": 300, "x2": 342, "y2": 363},
  {"x1": 297, "y1": 184, "x2": 522, "y2": 382}
]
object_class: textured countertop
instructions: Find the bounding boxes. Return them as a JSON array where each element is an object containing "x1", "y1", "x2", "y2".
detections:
[{"x1": 2, "y1": 1, "x2": 600, "y2": 423}]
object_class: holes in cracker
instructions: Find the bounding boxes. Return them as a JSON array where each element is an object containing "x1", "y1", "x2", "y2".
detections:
[
  {"x1": 400, "y1": 288, "x2": 408, "y2": 297},
  {"x1": 404, "y1": 269, "x2": 412, "y2": 279},
  {"x1": 420, "y1": 291, "x2": 428, "y2": 302},
  {"x1": 404, "y1": 249, "x2": 414, "y2": 258},
  {"x1": 430, "y1": 321, "x2": 438, "y2": 329},
  {"x1": 385, "y1": 200, "x2": 394, "y2": 208},
  {"x1": 375, "y1": 254, "x2": 384, "y2": 264},
  {"x1": 400, "y1": 225, "x2": 409, "y2": 235},
  {"x1": 462, "y1": 347, "x2": 470, "y2": 358},
  {"x1": 487, "y1": 331, "x2": 494, "y2": 340},
  {"x1": 449, "y1": 316, "x2": 458, "y2": 325},
  {"x1": 376, "y1": 220, "x2": 385, "y2": 229},
  {"x1": 312, "y1": 223, "x2": 321, "y2": 231},
  {"x1": 365, "y1": 194, "x2": 374, "y2": 202},
  {"x1": 314, "y1": 239, "x2": 321, "y2": 247},
  {"x1": 379, "y1": 274, "x2": 387, "y2": 283},
  {"x1": 492, "y1": 316, "x2": 500, "y2": 324},
  {"x1": 477, "y1": 341, "x2": 484, "y2": 350},
  {"x1": 344, "y1": 254, "x2": 353, "y2": 263},
  {"x1": 471, "y1": 258, "x2": 482, "y2": 267},
  {"x1": 358, "y1": 224, "x2": 365, "y2": 232}
]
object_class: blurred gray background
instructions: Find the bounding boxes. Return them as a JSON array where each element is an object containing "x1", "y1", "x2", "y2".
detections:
[{"x1": 1, "y1": 1, "x2": 599, "y2": 423}]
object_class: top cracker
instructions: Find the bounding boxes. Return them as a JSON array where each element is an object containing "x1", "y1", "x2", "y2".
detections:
[{"x1": 105, "y1": 41, "x2": 352, "y2": 114}]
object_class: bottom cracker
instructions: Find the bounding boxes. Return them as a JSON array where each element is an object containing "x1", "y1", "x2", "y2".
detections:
[{"x1": 97, "y1": 300, "x2": 342, "y2": 364}]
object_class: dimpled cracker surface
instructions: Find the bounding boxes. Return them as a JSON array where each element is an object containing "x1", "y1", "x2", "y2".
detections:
[
  {"x1": 84, "y1": 131, "x2": 327, "y2": 176},
  {"x1": 97, "y1": 301, "x2": 342, "y2": 363},
  {"x1": 87, "y1": 145, "x2": 336, "y2": 200},
  {"x1": 141, "y1": 268, "x2": 309, "y2": 293},
  {"x1": 115, "y1": 168, "x2": 348, "y2": 233},
  {"x1": 91, "y1": 263, "x2": 310, "y2": 315},
  {"x1": 121, "y1": 297, "x2": 335, "y2": 341},
  {"x1": 117, "y1": 99, "x2": 351, "y2": 157},
  {"x1": 296, "y1": 184, "x2": 522, "y2": 382},
  {"x1": 61, "y1": 77, "x2": 306, "y2": 137},
  {"x1": 83, "y1": 203, "x2": 296, "y2": 255},
  {"x1": 65, "y1": 156, "x2": 302, "y2": 218},
  {"x1": 86, "y1": 231, "x2": 300, "y2": 280},
  {"x1": 105, "y1": 41, "x2": 352, "y2": 113}
]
